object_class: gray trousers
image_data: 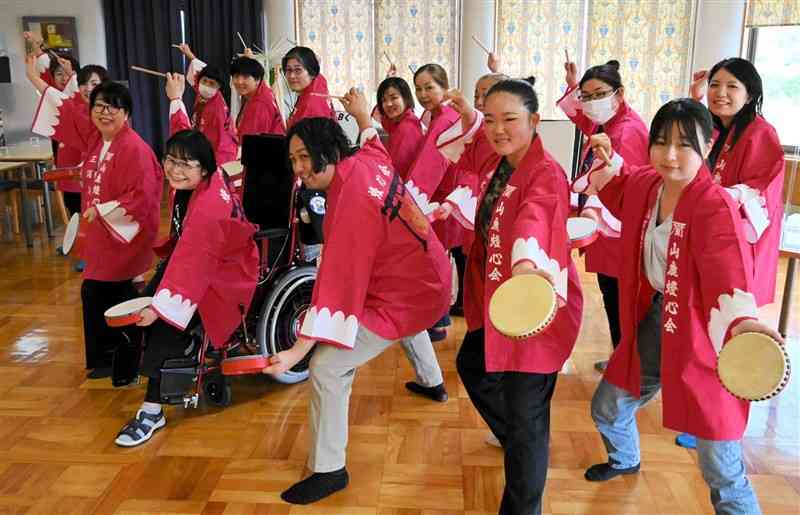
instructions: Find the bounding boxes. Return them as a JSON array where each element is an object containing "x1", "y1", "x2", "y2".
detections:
[{"x1": 308, "y1": 326, "x2": 444, "y2": 472}]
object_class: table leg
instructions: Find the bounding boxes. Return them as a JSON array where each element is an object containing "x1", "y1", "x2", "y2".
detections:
[
  {"x1": 18, "y1": 166, "x2": 33, "y2": 247},
  {"x1": 778, "y1": 257, "x2": 797, "y2": 338},
  {"x1": 38, "y1": 162, "x2": 55, "y2": 238}
]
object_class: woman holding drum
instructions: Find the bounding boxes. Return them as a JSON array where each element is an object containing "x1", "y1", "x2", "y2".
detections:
[
  {"x1": 576, "y1": 98, "x2": 782, "y2": 515},
  {"x1": 435, "y1": 78, "x2": 583, "y2": 515}
]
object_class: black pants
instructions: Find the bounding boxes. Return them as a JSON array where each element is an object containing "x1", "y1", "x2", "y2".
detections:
[
  {"x1": 452, "y1": 246, "x2": 466, "y2": 309},
  {"x1": 81, "y1": 279, "x2": 141, "y2": 369},
  {"x1": 597, "y1": 273, "x2": 621, "y2": 349},
  {"x1": 62, "y1": 191, "x2": 81, "y2": 217},
  {"x1": 457, "y1": 329, "x2": 557, "y2": 515},
  {"x1": 141, "y1": 318, "x2": 197, "y2": 403}
]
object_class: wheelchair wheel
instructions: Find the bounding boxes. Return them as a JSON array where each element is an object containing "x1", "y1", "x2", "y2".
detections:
[
  {"x1": 204, "y1": 372, "x2": 232, "y2": 407},
  {"x1": 256, "y1": 265, "x2": 317, "y2": 384}
]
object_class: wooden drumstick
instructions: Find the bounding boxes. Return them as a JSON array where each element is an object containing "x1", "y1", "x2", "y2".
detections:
[
  {"x1": 565, "y1": 47, "x2": 570, "y2": 63},
  {"x1": 130, "y1": 66, "x2": 167, "y2": 78},
  {"x1": 237, "y1": 31, "x2": 248, "y2": 49},
  {"x1": 471, "y1": 35, "x2": 492, "y2": 55},
  {"x1": 383, "y1": 51, "x2": 394, "y2": 66},
  {"x1": 311, "y1": 92, "x2": 345, "y2": 101}
]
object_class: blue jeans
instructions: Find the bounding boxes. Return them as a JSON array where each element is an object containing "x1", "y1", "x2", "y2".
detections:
[{"x1": 590, "y1": 294, "x2": 762, "y2": 515}]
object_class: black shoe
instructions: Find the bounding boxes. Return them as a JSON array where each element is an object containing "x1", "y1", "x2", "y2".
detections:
[
  {"x1": 280, "y1": 468, "x2": 349, "y2": 504},
  {"x1": 87, "y1": 366, "x2": 112, "y2": 379},
  {"x1": 405, "y1": 382, "x2": 448, "y2": 402},
  {"x1": 584, "y1": 462, "x2": 640, "y2": 482},
  {"x1": 427, "y1": 327, "x2": 447, "y2": 342},
  {"x1": 594, "y1": 360, "x2": 609, "y2": 372}
]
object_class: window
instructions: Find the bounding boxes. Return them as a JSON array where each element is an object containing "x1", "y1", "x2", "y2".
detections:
[
  {"x1": 297, "y1": 0, "x2": 461, "y2": 100},
  {"x1": 497, "y1": 0, "x2": 695, "y2": 123},
  {"x1": 745, "y1": 26, "x2": 800, "y2": 150}
]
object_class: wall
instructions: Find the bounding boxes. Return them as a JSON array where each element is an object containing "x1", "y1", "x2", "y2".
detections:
[
  {"x1": 0, "y1": 0, "x2": 106, "y2": 142},
  {"x1": 692, "y1": 0, "x2": 747, "y2": 72}
]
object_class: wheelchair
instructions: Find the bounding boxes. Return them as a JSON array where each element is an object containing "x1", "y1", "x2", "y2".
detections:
[{"x1": 158, "y1": 134, "x2": 325, "y2": 408}]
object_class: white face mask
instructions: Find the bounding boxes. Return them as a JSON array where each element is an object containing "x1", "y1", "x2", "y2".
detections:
[
  {"x1": 581, "y1": 92, "x2": 618, "y2": 125},
  {"x1": 198, "y1": 84, "x2": 218, "y2": 100}
]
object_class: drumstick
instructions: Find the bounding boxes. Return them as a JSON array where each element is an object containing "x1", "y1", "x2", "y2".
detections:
[
  {"x1": 252, "y1": 42, "x2": 265, "y2": 54},
  {"x1": 383, "y1": 51, "x2": 394, "y2": 66},
  {"x1": 408, "y1": 65, "x2": 415, "y2": 74},
  {"x1": 471, "y1": 35, "x2": 492, "y2": 55},
  {"x1": 311, "y1": 92, "x2": 345, "y2": 101},
  {"x1": 565, "y1": 48, "x2": 570, "y2": 63},
  {"x1": 237, "y1": 32, "x2": 247, "y2": 49},
  {"x1": 171, "y1": 43, "x2": 183, "y2": 50},
  {"x1": 130, "y1": 65, "x2": 167, "y2": 78}
]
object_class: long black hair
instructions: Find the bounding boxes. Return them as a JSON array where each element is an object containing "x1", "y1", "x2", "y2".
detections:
[
  {"x1": 648, "y1": 98, "x2": 713, "y2": 158},
  {"x1": 286, "y1": 117, "x2": 356, "y2": 174},
  {"x1": 706, "y1": 58, "x2": 763, "y2": 167}
]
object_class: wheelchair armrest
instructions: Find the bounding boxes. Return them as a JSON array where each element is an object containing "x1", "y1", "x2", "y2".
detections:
[{"x1": 254, "y1": 228, "x2": 289, "y2": 241}]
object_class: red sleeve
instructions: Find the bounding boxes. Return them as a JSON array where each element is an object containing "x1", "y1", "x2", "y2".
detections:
[
  {"x1": 31, "y1": 87, "x2": 96, "y2": 153},
  {"x1": 556, "y1": 85, "x2": 595, "y2": 136},
  {"x1": 509, "y1": 165, "x2": 570, "y2": 304},
  {"x1": 388, "y1": 119, "x2": 424, "y2": 178},
  {"x1": 151, "y1": 201, "x2": 222, "y2": 331},
  {"x1": 299, "y1": 168, "x2": 384, "y2": 349},
  {"x1": 168, "y1": 99, "x2": 192, "y2": 137},
  {"x1": 696, "y1": 190, "x2": 758, "y2": 354}
]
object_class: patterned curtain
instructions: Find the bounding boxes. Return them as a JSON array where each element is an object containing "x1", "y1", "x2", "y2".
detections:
[
  {"x1": 497, "y1": 0, "x2": 586, "y2": 120},
  {"x1": 587, "y1": 0, "x2": 696, "y2": 124},
  {"x1": 296, "y1": 0, "x2": 461, "y2": 100},
  {"x1": 297, "y1": 0, "x2": 376, "y2": 95},
  {"x1": 375, "y1": 0, "x2": 461, "y2": 92},
  {"x1": 746, "y1": 0, "x2": 800, "y2": 26}
]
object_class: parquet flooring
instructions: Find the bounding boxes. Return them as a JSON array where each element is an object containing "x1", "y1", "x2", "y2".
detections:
[{"x1": 1, "y1": 221, "x2": 798, "y2": 515}]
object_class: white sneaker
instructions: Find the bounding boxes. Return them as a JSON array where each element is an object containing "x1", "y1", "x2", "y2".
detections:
[{"x1": 485, "y1": 432, "x2": 502, "y2": 448}]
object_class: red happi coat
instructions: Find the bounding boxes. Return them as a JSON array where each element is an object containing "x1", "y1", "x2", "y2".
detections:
[
  {"x1": 711, "y1": 116, "x2": 785, "y2": 305},
  {"x1": 405, "y1": 104, "x2": 478, "y2": 249},
  {"x1": 374, "y1": 107, "x2": 425, "y2": 180},
  {"x1": 35, "y1": 54, "x2": 79, "y2": 96},
  {"x1": 593, "y1": 158, "x2": 758, "y2": 440},
  {"x1": 150, "y1": 170, "x2": 259, "y2": 347},
  {"x1": 236, "y1": 80, "x2": 286, "y2": 140},
  {"x1": 444, "y1": 122, "x2": 584, "y2": 373},
  {"x1": 557, "y1": 85, "x2": 650, "y2": 277},
  {"x1": 53, "y1": 94, "x2": 88, "y2": 194},
  {"x1": 31, "y1": 87, "x2": 163, "y2": 281},
  {"x1": 169, "y1": 58, "x2": 239, "y2": 166},
  {"x1": 286, "y1": 74, "x2": 336, "y2": 129},
  {"x1": 299, "y1": 128, "x2": 451, "y2": 348}
]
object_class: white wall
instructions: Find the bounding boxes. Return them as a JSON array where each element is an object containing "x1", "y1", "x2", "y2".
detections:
[
  {"x1": 459, "y1": 0, "x2": 495, "y2": 92},
  {"x1": 0, "y1": 0, "x2": 106, "y2": 141}
]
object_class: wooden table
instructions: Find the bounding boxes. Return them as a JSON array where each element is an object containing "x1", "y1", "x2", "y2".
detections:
[{"x1": 0, "y1": 142, "x2": 55, "y2": 247}]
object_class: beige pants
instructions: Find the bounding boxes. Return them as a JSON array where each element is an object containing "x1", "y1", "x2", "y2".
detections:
[{"x1": 307, "y1": 326, "x2": 443, "y2": 472}]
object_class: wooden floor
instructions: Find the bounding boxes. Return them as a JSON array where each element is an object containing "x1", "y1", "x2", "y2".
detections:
[{"x1": 1, "y1": 221, "x2": 799, "y2": 515}]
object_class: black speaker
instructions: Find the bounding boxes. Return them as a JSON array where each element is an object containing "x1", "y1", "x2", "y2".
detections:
[
  {"x1": 241, "y1": 134, "x2": 293, "y2": 230},
  {"x1": 0, "y1": 56, "x2": 10, "y2": 83}
]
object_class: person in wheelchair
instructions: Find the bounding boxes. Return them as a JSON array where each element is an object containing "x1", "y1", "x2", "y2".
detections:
[
  {"x1": 114, "y1": 129, "x2": 259, "y2": 447},
  {"x1": 262, "y1": 89, "x2": 451, "y2": 504}
]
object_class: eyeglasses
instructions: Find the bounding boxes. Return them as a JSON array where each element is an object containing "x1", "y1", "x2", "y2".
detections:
[
  {"x1": 92, "y1": 103, "x2": 121, "y2": 115},
  {"x1": 283, "y1": 66, "x2": 306, "y2": 76},
  {"x1": 579, "y1": 89, "x2": 617, "y2": 102},
  {"x1": 163, "y1": 156, "x2": 202, "y2": 173}
]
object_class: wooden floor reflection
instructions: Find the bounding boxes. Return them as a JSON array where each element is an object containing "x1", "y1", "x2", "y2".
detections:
[{"x1": 1, "y1": 224, "x2": 798, "y2": 515}]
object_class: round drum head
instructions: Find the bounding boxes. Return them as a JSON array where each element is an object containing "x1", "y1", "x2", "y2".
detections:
[
  {"x1": 489, "y1": 274, "x2": 557, "y2": 339},
  {"x1": 717, "y1": 332, "x2": 790, "y2": 401},
  {"x1": 221, "y1": 161, "x2": 244, "y2": 177},
  {"x1": 567, "y1": 217, "x2": 599, "y2": 249},
  {"x1": 221, "y1": 354, "x2": 269, "y2": 376},
  {"x1": 62, "y1": 213, "x2": 81, "y2": 255},
  {"x1": 104, "y1": 297, "x2": 153, "y2": 327}
]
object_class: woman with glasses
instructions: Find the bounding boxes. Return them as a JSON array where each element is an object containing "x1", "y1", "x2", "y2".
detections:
[
  {"x1": 114, "y1": 126, "x2": 259, "y2": 447},
  {"x1": 558, "y1": 59, "x2": 650, "y2": 372},
  {"x1": 282, "y1": 46, "x2": 336, "y2": 128},
  {"x1": 26, "y1": 56, "x2": 163, "y2": 381},
  {"x1": 170, "y1": 43, "x2": 238, "y2": 166}
]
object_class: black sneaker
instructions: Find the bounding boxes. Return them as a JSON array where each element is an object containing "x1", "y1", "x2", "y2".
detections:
[
  {"x1": 405, "y1": 382, "x2": 448, "y2": 402},
  {"x1": 280, "y1": 468, "x2": 349, "y2": 504},
  {"x1": 584, "y1": 462, "x2": 640, "y2": 481}
]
